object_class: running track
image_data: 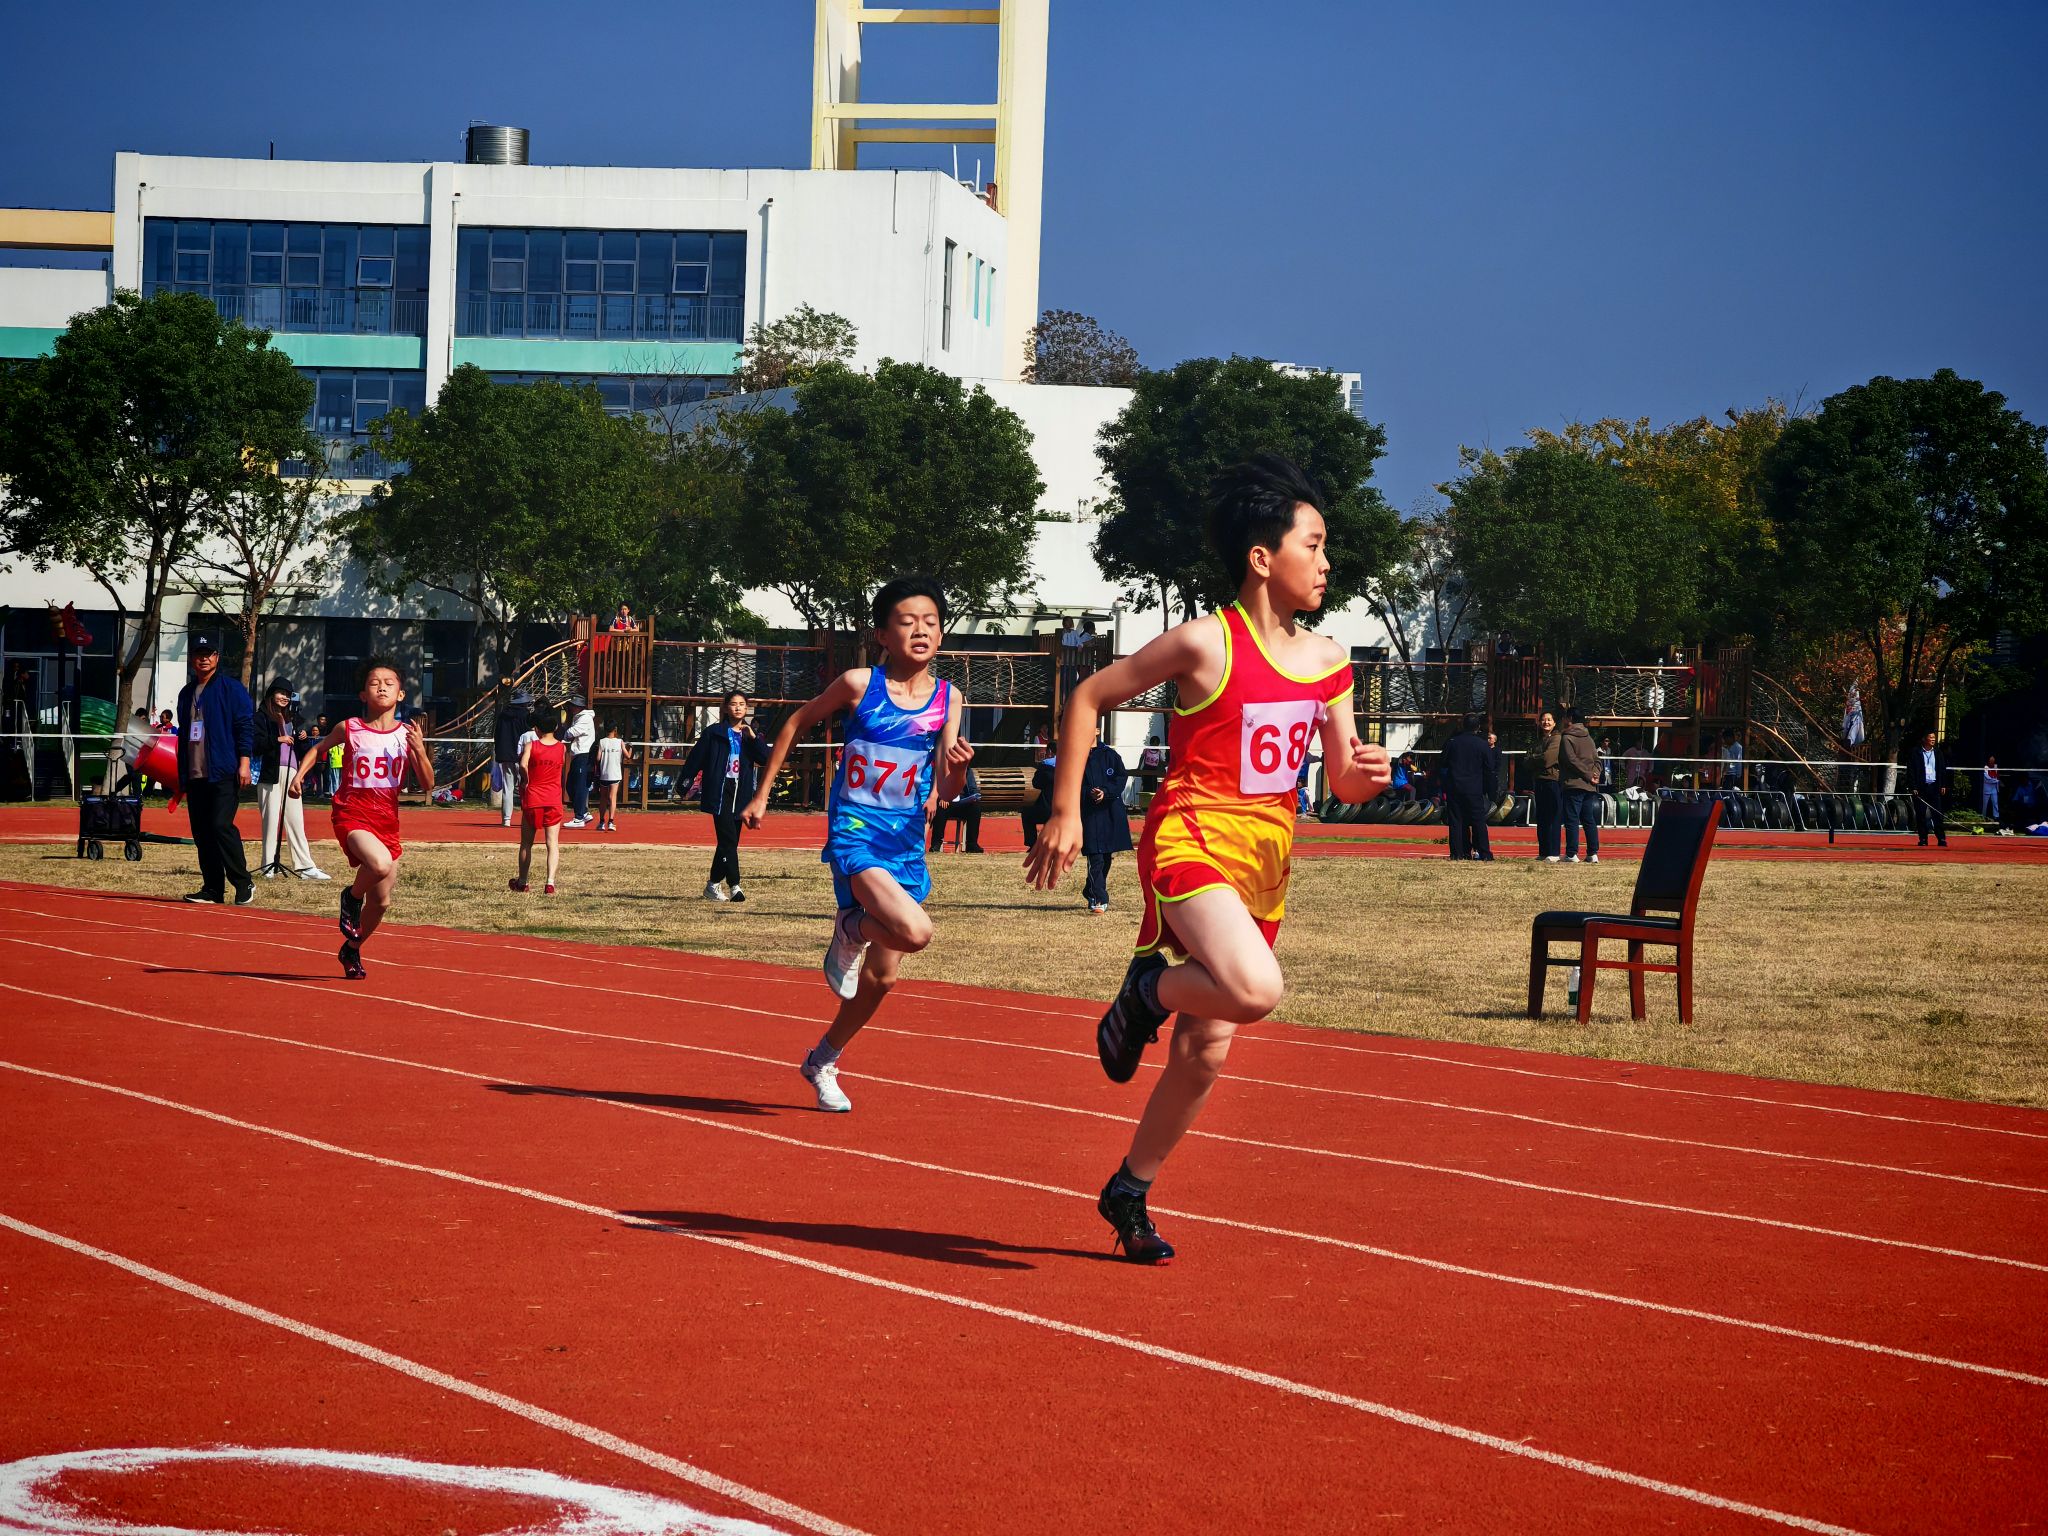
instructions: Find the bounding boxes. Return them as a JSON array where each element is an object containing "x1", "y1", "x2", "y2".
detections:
[
  {"x1": 10, "y1": 802, "x2": 2045, "y2": 864},
  {"x1": 1, "y1": 878, "x2": 2043, "y2": 1533}
]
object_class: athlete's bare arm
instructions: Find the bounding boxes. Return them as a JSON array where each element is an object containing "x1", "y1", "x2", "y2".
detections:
[
  {"x1": 1022, "y1": 618, "x2": 1223, "y2": 890},
  {"x1": 405, "y1": 718, "x2": 435, "y2": 792},
  {"x1": 743, "y1": 668, "x2": 868, "y2": 829},
  {"x1": 934, "y1": 682, "x2": 972, "y2": 806},
  {"x1": 1319, "y1": 688, "x2": 1392, "y2": 803},
  {"x1": 287, "y1": 722, "x2": 347, "y2": 799}
]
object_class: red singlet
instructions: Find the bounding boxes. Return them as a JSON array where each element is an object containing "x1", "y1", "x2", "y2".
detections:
[{"x1": 332, "y1": 719, "x2": 409, "y2": 863}]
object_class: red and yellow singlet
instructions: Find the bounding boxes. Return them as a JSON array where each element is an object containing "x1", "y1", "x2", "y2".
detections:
[{"x1": 1134, "y1": 602, "x2": 1353, "y2": 955}]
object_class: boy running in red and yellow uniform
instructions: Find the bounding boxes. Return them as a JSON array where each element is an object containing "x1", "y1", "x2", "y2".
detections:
[
  {"x1": 1025, "y1": 455, "x2": 1391, "y2": 1262},
  {"x1": 291, "y1": 655, "x2": 434, "y2": 979}
]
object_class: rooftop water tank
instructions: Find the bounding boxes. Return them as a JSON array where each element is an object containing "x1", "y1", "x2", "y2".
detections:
[{"x1": 465, "y1": 124, "x2": 530, "y2": 165}]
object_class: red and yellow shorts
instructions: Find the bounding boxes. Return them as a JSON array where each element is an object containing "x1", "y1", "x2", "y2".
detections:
[{"x1": 1133, "y1": 800, "x2": 1292, "y2": 956}]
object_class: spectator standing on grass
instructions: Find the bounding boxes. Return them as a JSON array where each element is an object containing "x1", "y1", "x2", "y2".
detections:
[
  {"x1": 1982, "y1": 756, "x2": 2001, "y2": 823},
  {"x1": 1720, "y1": 729, "x2": 1745, "y2": 789},
  {"x1": 1534, "y1": 709, "x2": 1563, "y2": 861},
  {"x1": 508, "y1": 704, "x2": 567, "y2": 895},
  {"x1": 1023, "y1": 750, "x2": 1057, "y2": 849},
  {"x1": 1486, "y1": 730, "x2": 1505, "y2": 796},
  {"x1": 1624, "y1": 740, "x2": 1653, "y2": 790},
  {"x1": 681, "y1": 691, "x2": 772, "y2": 901},
  {"x1": 324, "y1": 726, "x2": 344, "y2": 801},
  {"x1": 493, "y1": 688, "x2": 531, "y2": 828},
  {"x1": 174, "y1": 635, "x2": 256, "y2": 905},
  {"x1": 1903, "y1": 730, "x2": 1950, "y2": 849},
  {"x1": 1440, "y1": 711, "x2": 1496, "y2": 861},
  {"x1": 563, "y1": 696, "x2": 597, "y2": 826},
  {"x1": 594, "y1": 723, "x2": 628, "y2": 832},
  {"x1": 1080, "y1": 731, "x2": 1132, "y2": 912},
  {"x1": 1560, "y1": 706, "x2": 1601, "y2": 863},
  {"x1": 254, "y1": 676, "x2": 328, "y2": 882}
]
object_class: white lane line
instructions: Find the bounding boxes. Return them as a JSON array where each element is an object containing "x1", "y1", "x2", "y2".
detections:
[
  {"x1": 22, "y1": 883, "x2": 2043, "y2": 1143},
  {"x1": 0, "y1": 1095, "x2": 1884, "y2": 1534},
  {"x1": 6, "y1": 1017, "x2": 2045, "y2": 1389},
  {"x1": 8, "y1": 916, "x2": 2040, "y2": 1200},
  {"x1": 0, "y1": 1211, "x2": 863, "y2": 1536},
  {"x1": 11, "y1": 930, "x2": 2048, "y2": 1275}
]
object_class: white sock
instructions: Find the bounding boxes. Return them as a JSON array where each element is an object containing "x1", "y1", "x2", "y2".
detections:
[{"x1": 808, "y1": 1037, "x2": 843, "y2": 1069}]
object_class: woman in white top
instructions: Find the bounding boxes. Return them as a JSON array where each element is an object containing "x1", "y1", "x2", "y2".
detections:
[{"x1": 594, "y1": 723, "x2": 629, "y2": 832}]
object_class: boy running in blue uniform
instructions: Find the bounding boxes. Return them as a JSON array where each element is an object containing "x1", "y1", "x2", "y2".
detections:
[{"x1": 746, "y1": 577, "x2": 973, "y2": 1112}]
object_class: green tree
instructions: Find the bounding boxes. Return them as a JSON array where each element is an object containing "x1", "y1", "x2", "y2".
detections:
[
  {"x1": 1023, "y1": 309, "x2": 1142, "y2": 386},
  {"x1": 1360, "y1": 497, "x2": 1476, "y2": 676},
  {"x1": 181, "y1": 446, "x2": 345, "y2": 690},
  {"x1": 1758, "y1": 369, "x2": 2048, "y2": 758},
  {"x1": 352, "y1": 366, "x2": 701, "y2": 685},
  {"x1": 1445, "y1": 443, "x2": 1696, "y2": 703},
  {"x1": 735, "y1": 305, "x2": 858, "y2": 393},
  {"x1": 1092, "y1": 356, "x2": 1400, "y2": 621},
  {"x1": 0, "y1": 289, "x2": 315, "y2": 724},
  {"x1": 739, "y1": 361, "x2": 1044, "y2": 632}
]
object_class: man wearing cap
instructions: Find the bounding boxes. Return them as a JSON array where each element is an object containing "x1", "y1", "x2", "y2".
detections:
[{"x1": 175, "y1": 636, "x2": 256, "y2": 903}]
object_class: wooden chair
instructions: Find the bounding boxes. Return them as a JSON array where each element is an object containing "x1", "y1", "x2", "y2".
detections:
[
  {"x1": 934, "y1": 766, "x2": 1035, "y2": 852},
  {"x1": 1527, "y1": 798, "x2": 1721, "y2": 1024}
]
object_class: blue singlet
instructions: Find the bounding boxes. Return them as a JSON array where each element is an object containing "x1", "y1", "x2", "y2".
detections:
[{"x1": 823, "y1": 668, "x2": 952, "y2": 910}]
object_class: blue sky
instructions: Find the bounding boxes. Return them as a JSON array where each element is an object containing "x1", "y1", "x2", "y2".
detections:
[{"x1": 4, "y1": 1, "x2": 2043, "y2": 512}]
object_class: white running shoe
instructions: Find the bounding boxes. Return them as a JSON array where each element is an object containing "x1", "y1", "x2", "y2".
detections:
[
  {"x1": 1565, "y1": 855, "x2": 1581, "y2": 863},
  {"x1": 801, "y1": 1057, "x2": 852, "y2": 1113},
  {"x1": 822, "y1": 907, "x2": 870, "y2": 999},
  {"x1": 704, "y1": 880, "x2": 729, "y2": 902},
  {"x1": 297, "y1": 867, "x2": 332, "y2": 882},
  {"x1": 1587, "y1": 854, "x2": 1600, "y2": 863},
  {"x1": 1542, "y1": 855, "x2": 1561, "y2": 863}
]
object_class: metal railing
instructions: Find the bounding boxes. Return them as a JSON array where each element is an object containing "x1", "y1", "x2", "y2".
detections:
[
  {"x1": 206, "y1": 287, "x2": 429, "y2": 336},
  {"x1": 457, "y1": 293, "x2": 744, "y2": 345}
]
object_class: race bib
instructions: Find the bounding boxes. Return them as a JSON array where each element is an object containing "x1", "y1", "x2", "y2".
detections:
[
  {"x1": 1239, "y1": 700, "x2": 1321, "y2": 795},
  {"x1": 187, "y1": 718, "x2": 204, "y2": 743},
  {"x1": 840, "y1": 738, "x2": 925, "y2": 809}
]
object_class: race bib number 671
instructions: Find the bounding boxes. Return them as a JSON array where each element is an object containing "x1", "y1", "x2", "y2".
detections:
[
  {"x1": 840, "y1": 738, "x2": 924, "y2": 809},
  {"x1": 1239, "y1": 701, "x2": 1321, "y2": 795}
]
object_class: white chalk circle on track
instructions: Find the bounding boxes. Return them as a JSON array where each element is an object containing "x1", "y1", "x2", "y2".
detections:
[{"x1": 0, "y1": 1446, "x2": 790, "y2": 1536}]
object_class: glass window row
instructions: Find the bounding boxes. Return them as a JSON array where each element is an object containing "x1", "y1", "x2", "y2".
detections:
[
  {"x1": 145, "y1": 219, "x2": 429, "y2": 337},
  {"x1": 457, "y1": 228, "x2": 745, "y2": 343},
  {"x1": 290, "y1": 369, "x2": 426, "y2": 478},
  {"x1": 486, "y1": 372, "x2": 732, "y2": 418}
]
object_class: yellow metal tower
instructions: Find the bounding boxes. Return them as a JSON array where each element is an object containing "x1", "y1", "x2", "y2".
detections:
[{"x1": 811, "y1": 2, "x2": 1049, "y2": 381}]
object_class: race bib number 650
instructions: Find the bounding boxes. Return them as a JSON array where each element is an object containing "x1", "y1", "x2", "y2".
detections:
[
  {"x1": 1239, "y1": 700, "x2": 1321, "y2": 795},
  {"x1": 840, "y1": 738, "x2": 924, "y2": 809}
]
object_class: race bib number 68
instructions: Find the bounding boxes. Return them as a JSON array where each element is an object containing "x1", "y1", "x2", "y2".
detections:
[
  {"x1": 840, "y1": 738, "x2": 924, "y2": 809},
  {"x1": 1239, "y1": 700, "x2": 1321, "y2": 795}
]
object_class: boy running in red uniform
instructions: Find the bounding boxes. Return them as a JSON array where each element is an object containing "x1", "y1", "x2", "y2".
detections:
[
  {"x1": 510, "y1": 704, "x2": 567, "y2": 895},
  {"x1": 291, "y1": 655, "x2": 435, "y2": 979},
  {"x1": 1025, "y1": 455, "x2": 1392, "y2": 1262}
]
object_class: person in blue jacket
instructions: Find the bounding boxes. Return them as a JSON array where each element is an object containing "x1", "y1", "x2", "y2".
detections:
[
  {"x1": 174, "y1": 635, "x2": 256, "y2": 904},
  {"x1": 1080, "y1": 731, "x2": 1132, "y2": 914},
  {"x1": 681, "y1": 691, "x2": 773, "y2": 901}
]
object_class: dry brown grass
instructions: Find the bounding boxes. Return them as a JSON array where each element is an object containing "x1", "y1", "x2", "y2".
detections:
[{"x1": 7, "y1": 840, "x2": 2045, "y2": 1107}]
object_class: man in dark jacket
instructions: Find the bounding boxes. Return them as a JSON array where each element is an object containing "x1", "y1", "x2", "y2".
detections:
[
  {"x1": 175, "y1": 634, "x2": 256, "y2": 903},
  {"x1": 1023, "y1": 754, "x2": 1056, "y2": 850},
  {"x1": 1902, "y1": 730, "x2": 1950, "y2": 849},
  {"x1": 1439, "y1": 712, "x2": 1497, "y2": 861},
  {"x1": 1080, "y1": 734, "x2": 1133, "y2": 911},
  {"x1": 682, "y1": 691, "x2": 773, "y2": 900},
  {"x1": 1560, "y1": 707, "x2": 1603, "y2": 862},
  {"x1": 493, "y1": 688, "x2": 531, "y2": 828}
]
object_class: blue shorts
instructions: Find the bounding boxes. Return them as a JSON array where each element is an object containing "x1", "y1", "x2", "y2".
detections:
[{"x1": 824, "y1": 815, "x2": 931, "y2": 911}]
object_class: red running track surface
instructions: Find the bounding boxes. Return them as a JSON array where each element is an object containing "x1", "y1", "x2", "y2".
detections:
[
  {"x1": 10, "y1": 802, "x2": 2044, "y2": 864},
  {"x1": 1, "y1": 878, "x2": 2044, "y2": 1533}
]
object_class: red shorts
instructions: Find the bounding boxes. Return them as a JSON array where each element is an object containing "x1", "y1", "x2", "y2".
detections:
[
  {"x1": 1134, "y1": 857, "x2": 1281, "y2": 957},
  {"x1": 524, "y1": 804, "x2": 564, "y2": 830},
  {"x1": 332, "y1": 808, "x2": 402, "y2": 865}
]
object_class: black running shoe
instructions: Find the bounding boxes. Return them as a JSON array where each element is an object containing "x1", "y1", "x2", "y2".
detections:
[
  {"x1": 183, "y1": 889, "x2": 223, "y2": 904},
  {"x1": 1097, "y1": 952, "x2": 1170, "y2": 1083},
  {"x1": 1099, "y1": 1177, "x2": 1175, "y2": 1265},
  {"x1": 339, "y1": 941, "x2": 366, "y2": 980},
  {"x1": 338, "y1": 887, "x2": 363, "y2": 941}
]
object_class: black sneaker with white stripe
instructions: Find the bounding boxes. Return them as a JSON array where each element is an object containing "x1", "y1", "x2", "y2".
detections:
[
  {"x1": 338, "y1": 887, "x2": 363, "y2": 942},
  {"x1": 1097, "y1": 952, "x2": 1170, "y2": 1084},
  {"x1": 1098, "y1": 1175, "x2": 1175, "y2": 1264}
]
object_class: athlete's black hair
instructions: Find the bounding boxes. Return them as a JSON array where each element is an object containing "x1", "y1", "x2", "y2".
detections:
[
  {"x1": 357, "y1": 653, "x2": 404, "y2": 689},
  {"x1": 1207, "y1": 453, "x2": 1326, "y2": 585},
  {"x1": 531, "y1": 703, "x2": 560, "y2": 734},
  {"x1": 871, "y1": 575, "x2": 947, "y2": 630}
]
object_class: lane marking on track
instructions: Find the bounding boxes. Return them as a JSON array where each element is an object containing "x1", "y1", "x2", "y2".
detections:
[
  {"x1": 8, "y1": 928, "x2": 2047, "y2": 1278},
  {"x1": 5, "y1": 1038, "x2": 2044, "y2": 1388},
  {"x1": 22, "y1": 881, "x2": 2045, "y2": 1144},
  {"x1": 0, "y1": 1446, "x2": 791, "y2": 1535},
  {"x1": 6, "y1": 911, "x2": 2041, "y2": 1199},
  {"x1": 0, "y1": 1106, "x2": 1886, "y2": 1534},
  {"x1": 0, "y1": 1216, "x2": 863, "y2": 1536},
  {"x1": 23, "y1": 880, "x2": 2043, "y2": 1144}
]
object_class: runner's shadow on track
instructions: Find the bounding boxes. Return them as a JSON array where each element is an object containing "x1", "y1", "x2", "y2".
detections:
[
  {"x1": 486, "y1": 1082, "x2": 784, "y2": 1118},
  {"x1": 620, "y1": 1209, "x2": 1116, "y2": 1270},
  {"x1": 144, "y1": 966, "x2": 333, "y2": 981}
]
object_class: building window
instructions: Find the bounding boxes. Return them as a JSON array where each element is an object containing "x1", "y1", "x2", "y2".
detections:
[
  {"x1": 457, "y1": 227, "x2": 747, "y2": 344},
  {"x1": 323, "y1": 618, "x2": 373, "y2": 705},
  {"x1": 942, "y1": 240, "x2": 955, "y2": 350},
  {"x1": 292, "y1": 369, "x2": 427, "y2": 478},
  {"x1": 143, "y1": 218, "x2": 429, "y2": 336},
  {"x1": 985, "y1": 265, "x2": 995, "y2": 328},
  {"x1": 485, "y1": 372, "x2": 726, "y2": 423},
  {"x1": 971, "y1": 256, "x2": 981, "y2": 321}
]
